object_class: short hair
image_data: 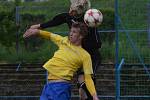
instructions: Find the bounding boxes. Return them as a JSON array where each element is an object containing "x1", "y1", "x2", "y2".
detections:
[
  {"x1": 71, "y1": 22, "x2": 88, "y2": 37},
  {"x1": 70, "y1": 0, "x2": 91, "y2": 15}
]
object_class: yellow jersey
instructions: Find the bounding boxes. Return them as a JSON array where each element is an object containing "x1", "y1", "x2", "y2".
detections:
[
  {"x1": 39, "y1": 30, "x2": 93, "y2": 80},
  {"x1": 38, "y1": 30, "x2": 97, "y2": 96}
]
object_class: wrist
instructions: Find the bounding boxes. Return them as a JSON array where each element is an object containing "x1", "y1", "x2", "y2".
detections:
[
  {"x1": 38, "y1": 24, "x2": 41, "y2": 28},
  {"x1": 30, "y1": 24, "x2": 41, "y2": 29},
  {"x1": 92, "y1": 93, "x2": 99, "y2": 100}
]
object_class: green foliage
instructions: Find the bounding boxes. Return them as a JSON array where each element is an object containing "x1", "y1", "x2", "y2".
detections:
[
  {"x1": 99, "y1": 8, "x2": 114, "y2": 30},
  {"x1": 0, "y1": 6, "x2": 16, "y2": 46},
  {"x1": 19, "y1": 13, "x2": 46, "y2": 51},
  {"x1": 97, "y1": 8, "x2": 115, "y2": 62},
  {"x1": 91, "y1": 0, "x2": 114, "y2": 9},
  {"x1": 118, "y1": 0, "x2": 149, "y2": 29},
  {"x1": 100, "y1": 42, "x2": 115, "y2": 63},
  {"x1": 118, "y1": 32, "x2": 150, "y2": 64},
  {"x1": 99, "y1": 8, "x2": 115, "y2": 45},
  {"x1": 0, "y1": 43, "x2": 17, "y2": 63},
  {"x1": 0, "y1": 0, "x2": 115, "y2": 63},
  {"x1": 14, "y1": 0, "x2": 21, "y2": 6}
]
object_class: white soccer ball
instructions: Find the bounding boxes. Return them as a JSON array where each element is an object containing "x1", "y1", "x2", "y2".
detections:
[{"x1": 84, "y1": 9, "x2": 103, "y2": 27}]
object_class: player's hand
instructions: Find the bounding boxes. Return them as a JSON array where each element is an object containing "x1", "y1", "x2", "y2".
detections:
[
  {"x1": 93, "y1": 95, "x2": 99, "y2": 100},
  {"x1": 30, "y1": 24, "x2": 40, "y2": 29},
  {"x1": 23, "y1": 29, "x2": 39, "y2": 38}
]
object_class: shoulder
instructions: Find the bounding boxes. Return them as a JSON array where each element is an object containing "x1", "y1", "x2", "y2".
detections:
[
  {"x1": 63, "y1": 36, "x2": 68, "y2": 41},
  {"x1": 60, "y1": 36, "x2": 69, "y2": 44},
  {"x1": 79, "y1": 48, "x2": 91, "y2": 58}
]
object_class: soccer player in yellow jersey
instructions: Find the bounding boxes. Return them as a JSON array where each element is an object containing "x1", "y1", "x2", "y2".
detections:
[{"x1": 23, "y1": 22, "x2": 99, "y2": 100}]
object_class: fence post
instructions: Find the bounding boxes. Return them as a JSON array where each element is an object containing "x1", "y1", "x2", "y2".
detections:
[
  {"x1": 116, "y1": 58, "x2": 124, "y2": 100},
  {"x1": 148, "y1": 3, "x2": 150, "y2": 47},
  {"x1": 16, "y1": 6, "x2": 20, "y2": 54},
  {"x1": 115, "y1": 0, "x2": 119, "y2": 99}
]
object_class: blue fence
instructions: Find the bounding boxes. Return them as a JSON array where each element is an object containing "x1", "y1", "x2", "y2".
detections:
[{"x1": 115, "y1": 0, "x2": 150, "y2": 100}]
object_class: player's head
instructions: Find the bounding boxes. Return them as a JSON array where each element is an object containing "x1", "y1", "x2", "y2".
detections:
[
  {"x1": 69, "y1": 0, "x2": 91, "y2": 16},
  {"x1": 69, "y1": 22, "x2": 88, "y2": 44}
]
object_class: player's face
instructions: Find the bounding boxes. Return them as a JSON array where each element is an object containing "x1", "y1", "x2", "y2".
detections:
[
  {"x1": 69, "y1": 27, "x2": 82, "y2": 44},
  {"x1": 69, "y1": 5, "x2": 84, "y2": 17},
  {"x1": 69, "y1": 7, "x2": 78, "y2": 16}
]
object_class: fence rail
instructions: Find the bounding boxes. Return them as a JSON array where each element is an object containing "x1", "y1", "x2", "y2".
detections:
[{"x1": 0, "y1": 63, "x2": 150, "y2": 100}]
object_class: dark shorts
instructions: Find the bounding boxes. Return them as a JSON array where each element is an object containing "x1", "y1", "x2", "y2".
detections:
[{"x1": 40, "y1": 82, "x2": 71, "y2": 100}]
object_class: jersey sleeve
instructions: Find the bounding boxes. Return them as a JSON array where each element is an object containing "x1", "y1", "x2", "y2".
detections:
[
  {"x1": 40, "y1": 13, "x2": 68, "y2": 29},
  {"x1": 82, "y1": 52, "x2": 93, "y2": 75},
  {"x1": 84, "y1": 74, "x2": 97, "y2": 96},
  {"x1": 39, "y1": 30, "x2": 63, "y2": 45}
]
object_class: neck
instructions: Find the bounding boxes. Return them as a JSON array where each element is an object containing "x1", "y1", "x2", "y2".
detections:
[{"x1": 73, "y1": 41, "x2": 82, "y2": 46}]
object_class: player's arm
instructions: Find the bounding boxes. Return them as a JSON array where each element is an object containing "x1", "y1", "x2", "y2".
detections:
[
  {"x1": 84, "y1": 74, "x2": 99, "y2": 100},
  {"x1": 39, "y1": 30, "x2": 63, "y2": 44},
  {"x1": 30, "y1": 13, "x2": 68, "y2": 29},
  {"x1": 82, "y1": 54, "x2": 99, "y2": 100},
  {"x1": 23, "y1": 29, "x2": 63, "y2": 45}
]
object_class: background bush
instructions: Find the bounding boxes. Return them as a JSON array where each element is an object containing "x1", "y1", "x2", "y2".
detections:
[{"x1": 0, "y1": 0, "x2": 114, "y2": 63}]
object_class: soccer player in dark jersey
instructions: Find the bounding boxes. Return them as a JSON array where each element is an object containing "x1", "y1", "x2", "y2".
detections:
[{"x1": 29, "y1": 0, "x2": 101, "y2": 100}]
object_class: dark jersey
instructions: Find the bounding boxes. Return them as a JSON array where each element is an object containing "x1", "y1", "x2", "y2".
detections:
[{"x1": 40, "y1": 13, "x2": 101, "y2": 55}]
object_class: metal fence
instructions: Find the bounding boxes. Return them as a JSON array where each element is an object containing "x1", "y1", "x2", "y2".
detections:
[{"x1": 115, "y1": 0, "x2": 150, "y2": 100}]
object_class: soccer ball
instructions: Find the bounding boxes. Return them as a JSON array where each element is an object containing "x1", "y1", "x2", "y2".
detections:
[{"x1": 84, "y1": 9, "x2": 103, "y2": 27}]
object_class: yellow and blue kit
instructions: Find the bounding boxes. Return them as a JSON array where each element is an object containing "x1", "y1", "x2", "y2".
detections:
[{"x1": 39, "y1": 30, "x2": 97, "y2": 100}]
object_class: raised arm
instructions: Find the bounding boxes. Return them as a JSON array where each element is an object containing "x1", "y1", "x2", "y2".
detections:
[
  {"x1": 30, "y1": 13, "x2": 68, "y2": 29},
  {"x1": 23, "y1": 29, "x2": 63, "y2": 45}
]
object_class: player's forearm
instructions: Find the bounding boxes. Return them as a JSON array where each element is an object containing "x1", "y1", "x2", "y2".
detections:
[
  {"x1": 40, "y1": 19, "x2": 58, "y2": 29},
  {"x1": 40, "y1": 13, "x2": 66, "y2": 29},
  {"x1": 84, "y1": 74, "x2": 97, "y2": 97},
  {"x1": 23, "y1": 29, "x2": 50, "y2": 39},
  {"x1": 23, "y1": 28, "x2": 63, "y2": 46}
]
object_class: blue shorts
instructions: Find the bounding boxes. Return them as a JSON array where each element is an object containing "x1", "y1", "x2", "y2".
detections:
[{"x1": 40, "y1": 82, "x2": 71, "y2": 100}]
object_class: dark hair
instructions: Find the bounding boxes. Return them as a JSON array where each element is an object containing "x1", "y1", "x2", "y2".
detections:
[{"x1": 71, "y1": 22, "x2": 88, "y2": 37}]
